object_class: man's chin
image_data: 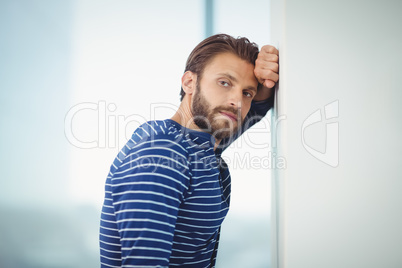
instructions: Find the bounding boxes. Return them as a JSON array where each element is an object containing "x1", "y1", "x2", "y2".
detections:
[{"x1": 211, "y1": 121, "x2": 240, "y2": 140}]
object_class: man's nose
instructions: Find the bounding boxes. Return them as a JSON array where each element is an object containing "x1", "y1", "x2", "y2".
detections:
[{"x1": 228, "y1": 90, "x2": 242, "y2": 109}]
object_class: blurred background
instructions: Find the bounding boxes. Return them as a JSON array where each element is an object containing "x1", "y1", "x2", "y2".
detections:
[{"x1": 0, "y1": 0, "x2": 273, "y2": 267}]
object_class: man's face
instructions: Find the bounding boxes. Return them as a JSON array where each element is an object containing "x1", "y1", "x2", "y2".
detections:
[{"x1": 191, "y1": 52, "x2": 258, "y2": 140}]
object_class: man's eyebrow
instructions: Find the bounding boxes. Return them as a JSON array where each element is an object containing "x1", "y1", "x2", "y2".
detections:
[
  {"x1": 218, "y1": 72, "x2": 238, "y2": 83},
  {"x1": 218, "y1": 73, "x2": 257, "y2": 92}
]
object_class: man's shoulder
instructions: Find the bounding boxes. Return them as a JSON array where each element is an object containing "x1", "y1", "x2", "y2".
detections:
[
  {"x1": 124, "y1": 119, "x2": 188, "y2": 155},
  {"x1": 109, "y1": 120, "x2": 189, "y2": 176},
  {"x1": 132, "y1": 119, "x2": 183, "y2": 142}
]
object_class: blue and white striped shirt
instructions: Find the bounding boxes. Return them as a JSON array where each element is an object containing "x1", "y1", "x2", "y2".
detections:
[{"x1": 100, "y1": 99, "x2": 272, "y2": 267}]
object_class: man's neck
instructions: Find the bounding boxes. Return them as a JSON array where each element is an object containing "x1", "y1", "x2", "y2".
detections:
[{"x1": 171, "y1": 101, "x2": 221, "y2": 150}]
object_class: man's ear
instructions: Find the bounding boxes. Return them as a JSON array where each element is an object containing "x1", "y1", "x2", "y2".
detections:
[{"x1": 181, "y1": 71, "x2": 197, "y2": 95}]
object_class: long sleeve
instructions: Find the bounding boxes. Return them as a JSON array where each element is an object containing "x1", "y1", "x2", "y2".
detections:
[{"x1": 100, "y1": 134, "x2": 191, "y2": 267}]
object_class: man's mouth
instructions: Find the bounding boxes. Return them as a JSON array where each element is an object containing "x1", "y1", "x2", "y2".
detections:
[{"x1": 220, "y1": 111, "x2": 238, "y2": 122}]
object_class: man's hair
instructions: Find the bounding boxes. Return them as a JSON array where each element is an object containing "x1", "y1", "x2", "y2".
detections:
[{"x1": 180, "y1": 33, "x2": 260, "y2": 101}]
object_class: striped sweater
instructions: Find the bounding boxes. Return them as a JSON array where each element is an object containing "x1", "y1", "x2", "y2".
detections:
[{"x1": 100, "y1": 99, "x2": 273, "y2": 267}]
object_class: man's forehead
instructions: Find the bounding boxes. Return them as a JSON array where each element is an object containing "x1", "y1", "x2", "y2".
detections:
[
  {"x1": 207, "y1": 52, "x2": 252, "y2": 66},
  {"x1": 205, "y1": 53, "x2": 254, "y2": 73}
]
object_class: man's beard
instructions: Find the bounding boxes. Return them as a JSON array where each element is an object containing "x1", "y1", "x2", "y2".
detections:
[{"x1": 191, "y1": 82, "x2": 242, "y2": 140}]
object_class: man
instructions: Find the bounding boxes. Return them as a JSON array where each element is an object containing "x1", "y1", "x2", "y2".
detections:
[{"x1": 100, "y1": 33, "x2": 279, "y2": 267}]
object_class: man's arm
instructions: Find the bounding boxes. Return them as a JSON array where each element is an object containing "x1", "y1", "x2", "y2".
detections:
[{"x1": 100, "y1": 136, "x2": 190, "y2": 267}]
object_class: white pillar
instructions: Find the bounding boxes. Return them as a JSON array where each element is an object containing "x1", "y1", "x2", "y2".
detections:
[{"x1": 270, "y1": 1, "x2": 402, "y2": 267}]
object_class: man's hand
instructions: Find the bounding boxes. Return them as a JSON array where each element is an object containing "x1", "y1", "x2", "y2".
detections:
[{"x1": 253, "y1": 45, "x2": 279, "y2": 101}]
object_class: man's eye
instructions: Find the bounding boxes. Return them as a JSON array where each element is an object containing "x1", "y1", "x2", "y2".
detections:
[
  {"x1": 243, "y1": 91, "x2": 253, "y2": 98},
  {"x1": 219, "y1": 81, "x2": 230, "y2": 87}
]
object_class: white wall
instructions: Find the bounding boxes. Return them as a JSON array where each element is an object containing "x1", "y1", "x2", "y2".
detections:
[{"x1": 270, "y1": 1, "x2": 402, "y2": 267}]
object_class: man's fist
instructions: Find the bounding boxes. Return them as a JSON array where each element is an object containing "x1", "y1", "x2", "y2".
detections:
[{"x1": 254, "y1": 45, "x2": 279, "y2": 89}]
